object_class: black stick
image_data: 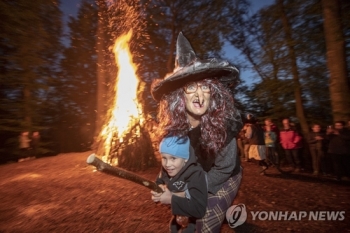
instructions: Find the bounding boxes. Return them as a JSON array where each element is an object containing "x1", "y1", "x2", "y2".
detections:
[{"x1": 86, "y1": 154, "x2": 163, "y2": 193}]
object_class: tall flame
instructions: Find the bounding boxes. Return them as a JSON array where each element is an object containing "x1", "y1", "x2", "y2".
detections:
[{"x1": 99, "y1": 30, "x2": 143, "y2": 163}]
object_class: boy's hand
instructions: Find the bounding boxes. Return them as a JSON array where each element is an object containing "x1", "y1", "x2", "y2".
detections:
[
  {"x1": 158, "y1": 184, "x2": 166, "y2": 191},
  {"x1": 151, "y1": 190, "x2": 162, "y2": 202},
  {"x1": 151, "y1": 184, "x2": 165, "y2": 202},
  {"x1": 151, "y1": 185, "x2": 174, "y2": 204},
  {"x1": 159, "y1": 187, "x2": 172, "y2": 204}
]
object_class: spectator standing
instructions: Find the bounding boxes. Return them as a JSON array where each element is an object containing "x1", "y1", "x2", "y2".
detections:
[
  {"x1": 264, "y1": 125, "x2": 278, "y2": 167},
  {"x1": 307, "y1": 124, "x2": 325, "y2": 176},
  {"x1": 238, "y1": 124, "x2": 250, "y2": 162},
  {"x1": 245, "y1": 115, "x2": 268, "y2": 174},
  {"x1": 326, "y1": 121, "x2": 350, "y2": 181},
  {"x1": 264, "y1": 118, "x2": 280, "y2": 165},
  {"x1": 19, "y1": 131, "x2": 31, "y2": 160},
  {"x1": 31, "y1": 131, "x2": 40, "y2": 157},
  {"x1": 264, "y1": 118, "x2": 280, "y2": 141},
  {"x1": 280, "y1": 118, "x2": 302, "y2": 172},
  {"x1": 237, "y1": 130, "x2": 244, "y2": 159}
]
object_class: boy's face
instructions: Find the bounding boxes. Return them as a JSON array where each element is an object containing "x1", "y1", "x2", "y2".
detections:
[
  {"x1": 312, "y1": 125, "x2": 321, "y2": 132},
  {"x1": 161, "y1": 153, "x2": 187, "y2": 177}
]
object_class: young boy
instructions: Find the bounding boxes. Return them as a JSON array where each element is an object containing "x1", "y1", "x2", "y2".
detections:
[{"x1": 151, "y1": 136, "x2": 207, "y2": 233}]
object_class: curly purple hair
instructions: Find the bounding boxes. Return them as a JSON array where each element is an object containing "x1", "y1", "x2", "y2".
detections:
[{"x1": 156, "y1": 79, "x2": 242, "y2": 154}]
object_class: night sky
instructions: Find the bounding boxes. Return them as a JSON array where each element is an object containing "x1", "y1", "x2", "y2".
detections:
[{"x1": 59, "y1": 0, "x2": 275, "y2": 83}]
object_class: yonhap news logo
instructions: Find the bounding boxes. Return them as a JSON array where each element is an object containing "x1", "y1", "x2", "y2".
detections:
[
  {"x1": 250, "y1": 210, "x2": 345, "y2": 221},
  {"x1": 226, "y1": 204, "x2": 247, "y2": 228},
  {"x1": 226, "y1": 204, "x2": 346, "y2": 228}
]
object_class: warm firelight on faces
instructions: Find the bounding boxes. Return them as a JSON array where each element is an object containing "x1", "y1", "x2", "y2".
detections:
[
  {"x1": 312, "y1": 125, "x2": 321, "y2": 132},
  {"x1": 184, "y1": 81, "x2": 211, "y2": 118},
  {"x1": 99, "y1": 30, "x2": 143, "y2": 163},
  {"x1": 161, "y1": 153, "x2": 187, "y2": 177}
]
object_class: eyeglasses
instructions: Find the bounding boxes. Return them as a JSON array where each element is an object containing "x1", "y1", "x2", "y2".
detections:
[{"x1": 183, "y1": 82, "x2": 210, "y2": 94}]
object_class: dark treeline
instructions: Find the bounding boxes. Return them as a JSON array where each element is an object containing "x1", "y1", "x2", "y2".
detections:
[{"x1": 0, "y1": 0, "x2": 349, "y2": 162}]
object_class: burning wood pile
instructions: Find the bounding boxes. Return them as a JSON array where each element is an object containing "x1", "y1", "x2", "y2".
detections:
[
  {"x1": 93, "y1": 30, "x2": 158, "y2": 171},
  {"x1": 96, "y1": 119, "x2": 158, "y2": 171}
]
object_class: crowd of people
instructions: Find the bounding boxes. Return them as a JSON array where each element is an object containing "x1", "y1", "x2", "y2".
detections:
[{"x1": 237, "y1": 116, "x2": 350, "y2": 181}]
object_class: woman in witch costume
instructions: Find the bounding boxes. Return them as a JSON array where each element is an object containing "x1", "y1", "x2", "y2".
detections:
[{"x1": 151, "y1": 32, "x2": 243, "y2": 232}]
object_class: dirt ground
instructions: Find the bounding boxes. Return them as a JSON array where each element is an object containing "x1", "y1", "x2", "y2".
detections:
[{"x1": 0, "y1": 151, "x2": 349, "y2": 233}]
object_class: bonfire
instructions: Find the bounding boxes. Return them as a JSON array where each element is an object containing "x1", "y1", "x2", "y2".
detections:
[{"x1": 94, "y1": 30, "x2": 157, "y2": 171}]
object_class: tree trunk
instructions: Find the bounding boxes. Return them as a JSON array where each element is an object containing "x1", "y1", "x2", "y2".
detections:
[
  {"x1": 321, "y1": 0, "x2": 350, "y2": 122},
  {"x1": 278, "y1": 0, "x2": 309, "y2": 135},
  {"x1": 95, "y1": 0, "x2": 107, "y2": 137},
  {"x1": 166, "y1": 2, "x2": 178, "y2": 73},
  {"x1": 22, "y1": 60, "x2": 32, "y2": 130},
  {"x1": 23, "y1": 83, "x2": 32, "y2": 130},
  {"x1": 166, "y1": 28, "x2": 176, "y2": 73}
]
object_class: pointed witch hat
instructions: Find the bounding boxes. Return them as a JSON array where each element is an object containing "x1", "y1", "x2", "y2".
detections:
[{"x1": 151, "y1": 32, "x2": 239, "y2": 101}]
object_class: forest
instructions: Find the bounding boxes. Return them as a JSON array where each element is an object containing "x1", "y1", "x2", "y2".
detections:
[{"x1": 0, "y1": 0, "x2": 349, "y2": 162}]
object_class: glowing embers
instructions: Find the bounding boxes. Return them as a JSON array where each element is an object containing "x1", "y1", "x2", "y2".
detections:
[{"x1": 99, "y1": 30, "x2": 143, "y2": 165}]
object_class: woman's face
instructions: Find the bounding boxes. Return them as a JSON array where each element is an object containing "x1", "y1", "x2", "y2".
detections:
[{"x1": 183, "y1": 81, "x2": 211, "y2": 117}]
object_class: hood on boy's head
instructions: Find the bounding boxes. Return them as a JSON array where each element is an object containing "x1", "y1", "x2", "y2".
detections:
[{"x1": 159, "y1": 136, "x2": 189, "y2": 160}]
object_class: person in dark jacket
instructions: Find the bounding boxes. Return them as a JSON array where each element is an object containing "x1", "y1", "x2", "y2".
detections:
[
  {"x1": 264, "y1": 118, "x2": 279, "y2": 166},
  {"x1": 245, "y1": 115, "x2": 268, "y2": 175},
  {"x1": 19, "y1": 131, "x2": 31, "y2": 160},
  {"x1": 237, "y1": 124, "x2": 250, "y2": 162},
  {"x1": 151, "y1": 136, "x2": 207, "y2": 232},
  {"x1": 326, "y1": 121, "x2": 350, "y2": 181}
]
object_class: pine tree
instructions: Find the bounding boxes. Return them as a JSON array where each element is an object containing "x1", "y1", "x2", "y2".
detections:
[
  {"x1": 225, "y1": 0, "x2": 333, "y2": 127},
  {"x1": 54, "y1": 0, "x2": 98, "y2": 152},
  {"x1": 0, "y1": 0, "x2": 62, "y2": 158},
  {"x1": 137, "y1": 0, "x2": 250, "y2": 115},
  {"x1": 321, "y1": 0, "x2": 350, "y2": 122},
  {"x1": 95, "y1": 0, "x2": 110, "y2": 136}
]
